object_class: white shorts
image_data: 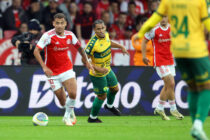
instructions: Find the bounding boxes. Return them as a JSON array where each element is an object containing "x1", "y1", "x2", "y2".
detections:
[
  {"x1": 156, "y1": 65, "x2": 176, "y2": 78},
  {"x1": 47, "y1": 69, "x2": 76, "y2": 91}
]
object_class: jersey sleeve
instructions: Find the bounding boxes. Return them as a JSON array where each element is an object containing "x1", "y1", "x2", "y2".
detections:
[
  {"x1": 144, "y1": 29, "x2": 155, "y2": 40},
  {"x1": 71, "y1": 33, "x2": 79, "y2": 45},
  {"x1": 71, "y1": 33, "x2": 81, "y2": 49},
  {"x1": 36, "y1": 33, "x2": 50, "y2": 50},
  {"x1": 156, "y1": 0, "x2": 168, "y2": 16},
  {"x1": 200, "y1": 0, "x2": 209, "y2": 21},
  {"x1": 85, "y1": 38, "x2": 96, "y2": 56}
]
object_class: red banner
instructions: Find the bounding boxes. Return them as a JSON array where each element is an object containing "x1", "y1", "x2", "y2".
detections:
[
  {"x1": 0, "y1": 39, "x2": 209, "y2": 66},
  {"x1": 0, "y1": 39, "x2": 135, "y2": 66},
  {"x1": 0, "y1": 39, "x2": 21, "y2": 65}
]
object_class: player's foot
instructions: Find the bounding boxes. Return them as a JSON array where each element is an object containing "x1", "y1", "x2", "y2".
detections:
[
  {"x1": 62, "y1": 117, "x2": 73, "y2": 126},
  {"x1": 104, "y1": 104, "x2": 121, "y2": 116},
  {"x1": 154, "y1": 108, "x2": 170, "y2": 120},
  {"x1": 70, "y1": 110, "x2": 77, "y2": 125},
  {"x1": 191, "y1": 126, "x2": 209, "y2": 140},
  {"x1": 87, "y1": 117, "x2": 102, "y2": 123},
  {"x1": 170, "y1": 110, "x2": 184, "y2": 120}
]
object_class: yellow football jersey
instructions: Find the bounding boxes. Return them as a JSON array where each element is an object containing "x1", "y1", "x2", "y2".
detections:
[
  {"x1": 85, "y1": 32, "x2": 111, "y2": 77},
  {"x1": 157, "y1": 0, "x2": 209, "y2": 58}
]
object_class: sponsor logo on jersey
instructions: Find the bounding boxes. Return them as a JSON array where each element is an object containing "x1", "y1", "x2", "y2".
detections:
[
  {"x1": 158, "y1": 38, "x2": 170, "y2": 43},
  {"x1": 53, "y1": 46, "x2": 69, "y2": 51}
]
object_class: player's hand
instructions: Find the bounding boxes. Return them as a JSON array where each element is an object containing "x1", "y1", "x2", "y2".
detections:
[
  {"x1": 43, "y1": 66, "x2": 53, "y2": 77},
  {"x1": 100, "y1": 67, "x2": 109, "y2": 74},
  {"x1": 143, "y1": 57, "x2": 150, "y2": 65},
  {"x1": 86, "y1": 62, "x2": 95, "y2": 74},
  {"x1": 121, "y1": 47, "x2": 129, "y2": 55}
]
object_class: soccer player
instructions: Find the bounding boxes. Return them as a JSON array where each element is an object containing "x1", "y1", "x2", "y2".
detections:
[
  {"x1": 34, "y1": 13, "x2": 94, "y2": 126},
  {"x1": 84, "y1": 19, "x2": 129, "y2": 123},
  {"x1": 134, "y1": 0, "x2": 210, "y2": 139},
  {"x1": 141, "y1": 16, "x2": 184, "y2": 120}
]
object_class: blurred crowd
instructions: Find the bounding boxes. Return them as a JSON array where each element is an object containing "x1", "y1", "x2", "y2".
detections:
[{"x1": 0, "y1": 0, "x2": 160, "y2": 40}]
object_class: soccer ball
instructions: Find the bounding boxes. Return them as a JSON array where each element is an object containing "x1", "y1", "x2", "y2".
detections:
[{"x1": 32, "y1": 112, "x2": 49, "y2": 126}]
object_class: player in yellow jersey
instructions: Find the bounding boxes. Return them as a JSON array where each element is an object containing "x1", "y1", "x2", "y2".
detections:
[
  {"x1": 134, "y1": 0, "x2": 210, "y2": 139},
  {"x1": 84, "y1": 20, "x2": 129, "y2": 123}
]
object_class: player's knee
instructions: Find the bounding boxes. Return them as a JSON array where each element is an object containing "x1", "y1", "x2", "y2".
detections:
[
  {"x1": 97, "y1": 94, "x2": 107, "y2": 100},
  {"x1": 110, "y1": 86, "x2": 119, "y2": 94},
  {"x1": 188, "y1": 82, "x2": 197, "y2": 91},
  {"x1": 197, "y1": 83, "x2": 210, "y2": 91},
  {"x1": 68, "y1": 91, "x2": 77, "y2": 99},
  {"x1": 164, "y1": 77, "x2": 175, "y2": 89},
  {"x1": 168, "y1": 80, "x2": 175, "y2": 89},
  {"x1": 60, "y1": 100, "x2": 66, "y2": 106}
]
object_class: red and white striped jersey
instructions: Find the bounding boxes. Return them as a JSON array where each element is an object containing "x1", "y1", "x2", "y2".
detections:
[
  {"x1": 144, "y1": 25, "x2": 173, "y2": 67},
  {"x1": 36, "y1": 29, "x2": 81, "y2": 75}
]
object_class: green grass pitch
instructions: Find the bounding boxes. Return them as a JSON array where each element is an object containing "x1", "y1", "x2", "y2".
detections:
[{"x1": 0, "y1": 116, "x2": 209, "y2": 140}]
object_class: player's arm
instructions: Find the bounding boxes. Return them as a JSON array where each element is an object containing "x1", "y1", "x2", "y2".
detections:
[
  {"x1": 78, "y1": 47, "x2": 95, "y2": 74},
  {"x1": 82, "y1": 53, "x2": 108, "y2": 74},
  {"x1": 141, "y1": 38, "x2": 150, "y2": 65},
  {"x1": 34, "y1": 47, "x2": 53, "y2": 77},
  {"x1": 142, "y1": 30, "x2": 154, "y2": 65},
  {"x1": 203, "y1": 19, "x2": 210, "y2": 32},
  {"x1": 201, "y1": 0, "x2": 210, "y2": 32},
  {"x1": 34, "y1": 33, "x2": 53, "y2": 77},
  {"x1": 110, "y1": 40, "x2": 129, "y2": 55},
  {"x1": 134, "y1": 0, "x2": 167, "y2": 40},
  {"x1": 92, "y1": 63, "x2": 109, "y2": 74}
]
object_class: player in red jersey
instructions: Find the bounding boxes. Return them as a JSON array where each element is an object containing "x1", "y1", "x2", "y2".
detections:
[
  {"x1": 141, "y1": 16, "x2": 184, "y2": 120},
  {"x1": 34, "y1": 13, "x2": 94, "y2": 126}
]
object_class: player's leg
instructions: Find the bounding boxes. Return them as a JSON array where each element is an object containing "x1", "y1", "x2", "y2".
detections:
[
  {"x1": 54, "y1": 87, "x2": 66, "y2": 106},
  {"x1": 59, "y1": 70, "x2": 77, "y2": 126},
  {"x1": 88, "y1": 75, "x2": 108, "y2": 123},
  {"x1": 48, "y1": 76, "x2": 66, "y2": 106},
  {"x1": 104, "y1": 70, "x2": 121, "y2": 116},
  {"x1": 155, "y1": 66, "x2": 170, "y2": 120},
  {"x1": 48, "y1": 75, "x2": 73, "y2": 126},
  {"x1": 191, "y1": 57, "x2": 210, "y2": 140},
  {"x1": 176, "y1": 58, "x2": 209, "y2": 140},
  {"x1": 162, "y1": 65, "x2": 184, "y2": 119},
  {"x1": 62, "y1": 77, "x2": 77, "y2": 125}
]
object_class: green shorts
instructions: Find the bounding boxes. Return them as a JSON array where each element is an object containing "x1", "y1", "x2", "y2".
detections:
[
  {"x1": 176, "y1": 56, "x2": 210, "y2": 85},
  {"x1": 90, "y1": 70, "x2": 118, "y2": 94}
]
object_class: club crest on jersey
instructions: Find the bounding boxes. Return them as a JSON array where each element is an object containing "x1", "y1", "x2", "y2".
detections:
[{"x1": 67, "y1": 39, "x2": 71, "y2": 44}]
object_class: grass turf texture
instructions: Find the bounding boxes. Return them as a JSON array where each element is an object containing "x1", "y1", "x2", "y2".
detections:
[{"x1": 0, "y1": 116, "x2": 209, "y2": 140}]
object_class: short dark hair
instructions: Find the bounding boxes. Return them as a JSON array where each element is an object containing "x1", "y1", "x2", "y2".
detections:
[
  {"x1": 128, "y1": 1, "x2": 136, "y2": 6},
  {"x1": 54, "y1": 13, "x2": 67, "y2": 21},
  {"x1": 93, "y1": 19, "x2": 105, "y2": 28}
]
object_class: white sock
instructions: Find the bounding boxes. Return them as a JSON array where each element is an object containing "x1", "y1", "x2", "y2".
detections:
[
  {"x1": 169, "y1": 100, "x2": 177, "y2": 111},
  {"x1": 64, "y1": 97, "x2": 75, "y2": 118},
  {"x1": 106, "y1": 103, "x2": 113, "y2": 108},
  {"x1": 90, "y1": 114, "x2": 97, "y2": 119},
  {"x1": 193, "y1": 119, "x2": 203, "y2": 130},
  {"x1": 157, "y1": 100, "x2": 166, "y2": 110}
]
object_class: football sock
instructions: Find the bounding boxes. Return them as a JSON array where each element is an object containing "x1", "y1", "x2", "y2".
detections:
[
  {"x1": 188, "y1": 91, "x2": 198, "y2": 123},
  {"x1": 64, "y1": 97, "x2": 75, "y2": 118},
  {"x1": 90, "y1": 97, "x2": 104, "y2": 118},
  {"x1": 107, "y1": 90, "x2": 117, "y2": 108},
  {"x1": 196, "y1": 90, "x2": 210, "y2": 123},
  {"x1": 169, "y1": 100, "x2": 177, "y2": 111},
  {"x1": 157, "y1": 100, "x2": 166, "y2": 110},
  {"x1": 193, "y1": 119, "x2": 203, "y2": 130}
]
